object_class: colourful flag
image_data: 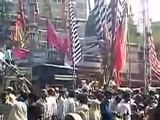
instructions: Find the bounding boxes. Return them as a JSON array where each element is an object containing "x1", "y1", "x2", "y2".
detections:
[
  {"x1": 12, "y1": 0, "x2": 28, "y2": 59},
  {"x1": 113, "y1": 0, "x2": 128, "y2": 86},
  {"x1": 46, "y1": 20, "x2": 70, "y2": 55},
  {"x1": 12, "y1": 48, "x2": 29, "y2": 60},
  {"x1": 47, "y1": 20, "x2": 62, "y2": 49}
]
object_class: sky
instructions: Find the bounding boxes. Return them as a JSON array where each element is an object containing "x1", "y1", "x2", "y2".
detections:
[{"x1": 131, "y1": 0, "x2": 160, "y2": 22}]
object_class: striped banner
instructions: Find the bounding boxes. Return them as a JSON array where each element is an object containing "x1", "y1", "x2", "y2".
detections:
[
  {"x1": 148, "y1": 34, "x2": 160, "y2": 79},
  {"x1": 68, "y1": 0, "x2": 82, "y2": 65},
  {"x1": 93, "y1": 0, "x2": 110, "y2": 40}
]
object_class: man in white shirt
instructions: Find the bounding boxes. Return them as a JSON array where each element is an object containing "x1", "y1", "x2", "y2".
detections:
[
  {"x1": 109, "y1": 96, "x2": 122, "y2": 112},
  {"x1": 57, "y1": 88, "x2": 67, "y2": 120},
  {"x1": 7, "y1": 94, "x2": 28, "y2": 120},
  {"x1": 47, "y1": 88, "x2": 58, "y2": 119},
  {"x1": 117, "y1": 91, "x2": 131, "y2": 120},
  {"x1": 66, "y1": 90, "x2": 76, "y2": 114}
]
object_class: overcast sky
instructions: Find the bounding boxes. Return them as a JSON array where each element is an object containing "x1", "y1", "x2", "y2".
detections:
[{"x1": 131, "y1": 0, "x2": 160, "y2": 22}]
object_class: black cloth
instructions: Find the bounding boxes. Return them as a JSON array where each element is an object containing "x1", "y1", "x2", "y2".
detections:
[
  {"x1": 28, "y1": 104, "x2": 43, "y2": 120},
  {"x1": 153, "y1": 106, "x2": 160, "y2": 120}
]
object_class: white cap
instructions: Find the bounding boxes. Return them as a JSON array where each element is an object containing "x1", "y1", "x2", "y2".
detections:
[{"x1": 7, "y1": 86, "x2": 13, "y2": 91}]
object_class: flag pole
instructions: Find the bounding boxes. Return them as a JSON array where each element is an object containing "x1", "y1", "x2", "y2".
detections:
[
  {"x1": 73, "y1": 61, "x2": 76, "y2": 89},
  {"x1": 146, "y1": 0, "x2": 151, "y2": 87},
  {"x1": 126, "y1": 2, "x2": 132, "y2": 88},
  {"x1": 64, "y1": 0, "x2": 76, "y2": 89},
  {"x1": 127, "y1": 33, "x2": 132, "y2": 88},
  {"x1": 142, "y1": 0, "x2": 147, "y2": 94},
  {"x1": 108, "y1": 0, "x2": 118, "y2": 85}
]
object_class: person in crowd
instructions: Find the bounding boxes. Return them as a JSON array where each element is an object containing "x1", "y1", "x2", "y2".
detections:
[
  {"x1": 5, "y1": 86, "x2": 14, "y2": 95},
  {"x1": 27, "y1": 93, "x2": 39, "y2": 120},
  {"x1": 57, "y1": 88, "x2": 67, "y2": 120},
  {"x1": 5, "y1": 86, "x2": 15, "y2": 104},
  {"x1": 89, "y1": 99, "x2": 101, "y2": 120},
  {"x1": 65, "y1": 113, "x2": 83, "y2": 120},
  {"x1": 145, "y1": 96, "x2": 157, "y2": 120},
  {"x1": 17, "y1": 90, "x2": 28, "y2": 103},
  {"x1": 7, "y1": 94, "x2": 28, "y2": 120},
  {"x1": 100, "y1": 88, "x2": 115, "y2": 120},
  {"x1": 109, "y1": 95, "x2": 122, "y2": 112},
  {"x1": 131, "y1": 103, "x2": 139, "y2": 120},
  {"x1": 55, "y1": 87, "x2": 60, "y2": 99},
  {"x1": 76, "y1": 94, "x2": 89, "y2": 120},
  {"x1": 81, "y1": 80, "x2": 90, "y2": 92},
  {"x1": 66, "y1": 90, "x2": 76, "y2": 114},
  {"x1": 36, "y1": 89, "x2": 49, "y2": 120},
  {"x1": 133, "y1": 94, "x2": 143, "y2": 107},
  {"x1": 117, "y1": 91, "x2": 132, "y2": 120},
  {"x1": 152, "y1": 97, "x2": 160, "y2": 120},
  {"x1": 48, "y1": 88, "x2": 58, "y2": 120},
  {"x1": 0, "y1": 92, "x2": 12, "y2": 120},
  {"x1": 4, "y1": 46, "x2": 12, "y2": 65},
  {"x1": 108, "y1": 76, "x2": 116, "y2": 88},
  {"x1": 138, "y1": 103, "x2": 145, "y2": 120}
]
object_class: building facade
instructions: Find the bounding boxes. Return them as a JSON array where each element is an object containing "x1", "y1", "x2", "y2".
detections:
[{"x1": 37, "y1": 0, "x2": 90, "y2": 48}]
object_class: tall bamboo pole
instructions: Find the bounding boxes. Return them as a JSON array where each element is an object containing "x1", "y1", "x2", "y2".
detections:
[
  {"x1": 127, "y1": 3, "x2": 132, "y2": 88},
  {"x1": 107, "y1": 0, "x2": 118, "y2": 84},
  {"x1": 142, "y1": 0, "x2": 147, "y2": 94},
  {"x1": 146, "y1": 0, "x2": 151, "y2": 85},
  {"x1": 127, "y1": 36, "x2": 132, "y2": 88}
]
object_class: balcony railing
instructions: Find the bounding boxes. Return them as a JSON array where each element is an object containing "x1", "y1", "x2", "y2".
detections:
[
  {"x1": 16, "y1": 49, "x2": 65, "y2": 65},
  {"x1": 31, "y1": 49, "x2": 64, "y2": 64}
]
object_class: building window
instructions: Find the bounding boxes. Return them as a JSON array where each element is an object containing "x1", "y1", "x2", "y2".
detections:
[
  {"x1": 53, "y1": 19, "x2": 65, "y2": 30},
  {"x1": 76, "y1": 2, "x2": 86, "y2": 11},
  {"x1": 53, "y1": 0, "x2": 62, "y2": 3}
]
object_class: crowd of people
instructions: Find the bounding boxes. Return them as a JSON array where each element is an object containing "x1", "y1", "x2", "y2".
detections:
[{"x1": 0, "y1": 80, "x2": 160, "y2": 120}]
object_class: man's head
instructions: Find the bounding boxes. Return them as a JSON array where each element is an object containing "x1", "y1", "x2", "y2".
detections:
[
  {"x1": 6, "y1": 86, "x2": 13, "y2": 94},
  {"x1": 59, "y1": 88, "x2": 67, "y2": 98},
  {"x1": 8, "y1": 94, "x2": 17, "y2": 105},
  {"x1": 68, "y1": 90, "x2": 75, "y2": 98},
  {"x1": 48, "y1": 88, "x2": 56, "y2": 96},
  {"x1": 115, "y1": 95, "x2": 122, "y2": 104},
  {"x1": 122, "y1": 91, "x2": 131, "y2": 102},
  {"x1": 65, "y1": 113, "x2": 83, "y2": 120},
  {"x1": 104, "y1": 88, "x2": 114, "y2": 99},
  {"x1": 78, "y1": 94, "x2": 88, "y2": 104},
  {"x1": 40, "y1": 89, "x2": 48, "y2": 99}
]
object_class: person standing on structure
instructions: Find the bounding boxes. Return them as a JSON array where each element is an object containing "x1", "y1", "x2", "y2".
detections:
[{"x1": 4, "y1": 46, "x2": 13, "y2": 65}]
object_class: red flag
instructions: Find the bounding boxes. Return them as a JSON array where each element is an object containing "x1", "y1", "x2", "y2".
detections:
[
  {"x1": 61, "y1": 37, "x2": 71, "y2": 55},
  {"x1": 12, "y1": 48, "x2": 29, "y2": 60},
  {"x1": 11, "y1": 0, "x2": 29, "y2": 60},
  {"x1": 47, "y1": 20, "x2": 62, "y2": 49},
  {"x1": 46, "y1": 20, "x2": 71, "y2": 55},
  {"x1": 114, "y1": 17, "x2": 128, "y2": 86}
]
